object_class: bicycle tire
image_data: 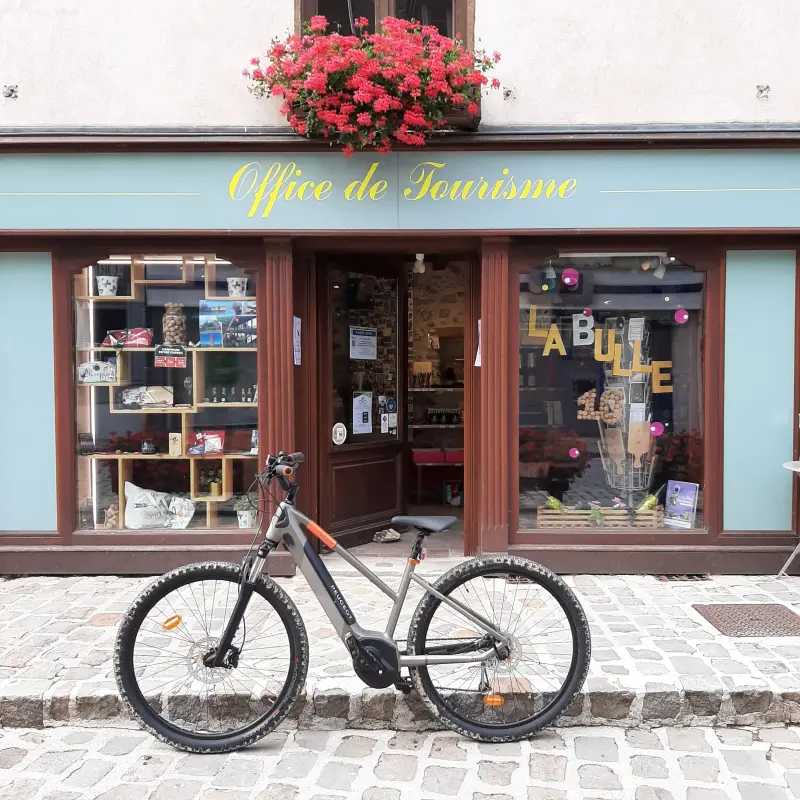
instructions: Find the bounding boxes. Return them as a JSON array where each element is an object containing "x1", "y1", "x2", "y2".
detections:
[
  {"x1": 407, "y1": 554, "x2": 590, "y2": 742},
  {"x1": 115, "y1": 561, "x2": 308, "y2": 753}
]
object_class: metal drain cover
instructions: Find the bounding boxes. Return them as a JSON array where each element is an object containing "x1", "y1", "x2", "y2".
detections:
[{"x1": 693, "y1": 603, "x2": 800, "y2": 637}]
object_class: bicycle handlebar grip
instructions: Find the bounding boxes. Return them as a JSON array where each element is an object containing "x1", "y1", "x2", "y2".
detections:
[
  {"x1": 276, "y1": 464, "x2": 294, "y2": 477},
  {"x1": 289, "y1": 452, "x2": 305, "y2": 464}
]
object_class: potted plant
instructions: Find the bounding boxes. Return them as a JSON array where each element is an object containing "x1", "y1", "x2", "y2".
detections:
[
  {"x1": 95, "y1": 264, "x2": 120, "y2": 297},
  {"x1": 244, "y1": 16, "x2": 500, "y2": 154},
  {"x1": 234, "y1": 494, "x2": 258, "y2": 529},
  {"x1": 199, "y1": 466, "x2": 222, "y2": 497}
]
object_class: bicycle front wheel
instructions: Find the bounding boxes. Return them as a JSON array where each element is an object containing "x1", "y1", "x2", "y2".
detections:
[
  {"x1": 115, "y1": 561, "x2": 308, "y2": 753},
  {"x1": 408, "y1": 555, "x2": 590, "y2": 741}
]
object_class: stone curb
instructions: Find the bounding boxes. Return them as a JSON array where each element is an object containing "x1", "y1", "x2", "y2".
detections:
[{"x1": 2, "y1": 685, "x2": 800, "y2": 731}]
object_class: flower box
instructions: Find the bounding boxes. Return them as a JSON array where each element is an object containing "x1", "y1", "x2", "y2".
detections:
[
  {"x1": 245, "y1": 16, "x2": 497, "y2": 153},
  {"x1": 536, "y1": 505, "x2": 664, "y2": 529}
]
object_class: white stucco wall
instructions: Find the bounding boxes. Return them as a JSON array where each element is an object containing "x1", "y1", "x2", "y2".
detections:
[
  {"x1": 0, "y1": 0, "x2": 292, "y2": 126},
  {"x1": 1, "y1": 0, "x2": 799, "y2": 128},
  {"x1": 477, "y1": 0, "x2": 800, "y2": 125}
]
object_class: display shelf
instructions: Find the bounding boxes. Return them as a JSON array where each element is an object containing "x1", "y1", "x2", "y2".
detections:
[
  {"x1": 77, "y1": 353, "x2": 128, "y2": 388},
  {"x1": 203, "y1": 258, "x2": 256, "y2": 300},
  {"x1": 190, "y1": 457, "x2": 233, "y2": 503},
  {"x1": 410, "y1": 424, "x2": 464, "y2": 429},
  {"x1": 76, "y1": 346, "x2": 157, "y2": 352},
  {"x1": 409, "y1": 387, "x2": 464, "y2": 393},
  {"x1": 133, "y1": 257, "x2": 193, "y2": 285},
  {"x1": 196, "y1": 403, "x2": 258, "y2": 410}
]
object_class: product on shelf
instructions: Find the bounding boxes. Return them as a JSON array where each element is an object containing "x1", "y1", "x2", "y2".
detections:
[{"x1": 162, "y1": 303, "x2": 187, "y2": 345}]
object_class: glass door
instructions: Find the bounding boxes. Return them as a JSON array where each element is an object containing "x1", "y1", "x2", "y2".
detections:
[{"x1": 317, "y1": 257, "x2": 406, "y2": 546}]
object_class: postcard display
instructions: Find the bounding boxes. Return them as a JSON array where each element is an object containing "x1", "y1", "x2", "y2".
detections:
[
  {"x1": 593, "y1": 318, "x2": 657, "y2": 507},
  {"x1": 73, "y1": 256, "x2": 259, "y2": 530}
]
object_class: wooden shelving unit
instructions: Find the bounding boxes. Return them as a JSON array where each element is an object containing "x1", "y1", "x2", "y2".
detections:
[{"x1": 75, "y1": 256, "x2": 260, "y2": 531}]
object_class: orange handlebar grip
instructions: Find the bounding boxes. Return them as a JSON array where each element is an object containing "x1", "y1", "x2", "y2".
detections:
[{"x1": 306, "y1": 521, "x2": 337, "y2": 550}]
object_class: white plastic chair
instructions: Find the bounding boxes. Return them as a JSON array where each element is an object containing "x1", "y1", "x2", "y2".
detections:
[{"x1": 778, "y1": 462, "x2": 800, "y2": 576}]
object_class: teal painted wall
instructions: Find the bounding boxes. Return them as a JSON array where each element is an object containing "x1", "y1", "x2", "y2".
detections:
[
  {"x1": 0, "y1": 253, "x2": 57, "y2": 531},
  {"x1": 723, "y1": 251, "x2": 796, "y2": 531}
]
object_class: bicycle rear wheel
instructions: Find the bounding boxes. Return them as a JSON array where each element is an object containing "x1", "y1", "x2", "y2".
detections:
[
  {"x1": 408, "y1": 555, "x2": 590, "y2": 741},
  {"x1": 115, "y1": 561, "x2": 308, "y2": 753}
]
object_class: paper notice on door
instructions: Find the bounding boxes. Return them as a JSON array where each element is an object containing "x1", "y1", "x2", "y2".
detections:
[
  {"x1": 353, "y1": 392, "x2": 372, "y2": 434},
  {"x1": 474, "y1": 319, "x2": 482, "y2": 367},
  {"x1": 293, "y1": 316, "x2": 301, "y2": 366},
  {"x1": 629, "y1": 402, "x2": 648, "y2": 424},
  {"x1": 350, "y1": 327, "x2": 378, "y2": 360},
  {"x1": 380, "y1": 413, "x2": 389, "y2": 434},
  {"x1": 388, "y1": 412, "x2": 397, "y2": 429}
]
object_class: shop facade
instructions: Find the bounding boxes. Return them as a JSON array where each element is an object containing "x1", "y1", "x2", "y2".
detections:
[{"x1": 0, "y1": 146, "x2": 798, "y2": 575}]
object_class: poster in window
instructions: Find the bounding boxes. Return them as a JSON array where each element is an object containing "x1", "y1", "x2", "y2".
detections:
[
  {"x1": 353, "y1": 392, "x2": 373, "y2": 434},
  {"x1": 664, "y1": 480, "x2": 699, "y2": 529},
  {"x1": 349, "y1": 327, "x2": 378, "y2": 360}
]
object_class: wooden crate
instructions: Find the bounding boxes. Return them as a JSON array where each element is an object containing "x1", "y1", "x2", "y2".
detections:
[{"x1": 536, "y1": 505, "x2": 664, "y2": 529}]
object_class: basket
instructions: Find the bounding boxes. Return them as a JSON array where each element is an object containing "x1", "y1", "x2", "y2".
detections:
[{"x1": 536, "y1": 505, "x2": 664, "y2": 529}]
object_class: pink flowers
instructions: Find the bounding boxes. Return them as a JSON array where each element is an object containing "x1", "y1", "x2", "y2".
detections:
[{"x1": 245, "y1": 17, "x2": 500, "y2": 154}]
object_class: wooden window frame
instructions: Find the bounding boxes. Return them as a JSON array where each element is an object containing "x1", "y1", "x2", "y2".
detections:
[{"x1": 297, "y1": 0, "x2": 473, "y2": 47}]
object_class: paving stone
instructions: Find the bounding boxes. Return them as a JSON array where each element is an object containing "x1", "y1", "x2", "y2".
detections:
[
  {"x1": 175, "y1": 754, "x2": 229, "y2": 776},
  {"x1": 529, "y1": 752, "x2": 567, "y2": 782},
  {"x1": 27, "y1": 749, "x2": 86, "y2": 774},
  {"x1": 94, "y1": 787, "x2": 151, "y2": 800},
  {"x1": 64, "y1": 758, "x2": 114, "y2": 788},
  {"x1": 255, "y1": 786, "x2": 297, "y2": 800},
  {"x1": 642, "y1": 689, "x2": 682, "y2": 721},
  {"x1": 671, "y1": 656, "x2": 714, "y2": 675},
  {"x1": 527, "y1": 791, "x2": 566, "y2": 800},
  {"x1": 317, "y1": 761, "x2": 360, "y2": 791},
  {"x1": 422, "y1": 765, "x2": 467, "y2": 796},
  {"x1": 773, "y1": 747, "x2": 800, "y2": 770},
  {"x1": 737, "y1": 783, "x2": 790, "y2": 800},
  {"x1": 685, "y1": 689, "x2": 723, "y2": 717},
  {"x1": 686, "y1": 788, "x2": 730, "y2": 800},
  {"x1": 590, "y1": 690, "x2": 634, "y2": 719},
  {"x1": 626, "y1": 730, "x2": 663, "y2": 750},
  {"x1": 529, "y1": 731, "x2": 566, "y2": 751},
  {"x1": 478, "y1": 760, "x2": 517, "y2": 785},
  {"x1": 387, "y1": 732, "x2": 426, "y2": 751},
  {"x1": 575, "y1": 736, "x2": 619, "y2": 762},
  {"x1": 636, "y1": 789, "x2": 674, "y2": 800},
  {"x1": 0, "y1": 778, "x2": 45, "y2": 800},
  {"x1": 42, "y1": 791, "x2": 82, "y2": 800},
  {"x1": 374, "y1": 753, "x2": 417, "y2": 782},
  {"x1": 679, "y1": 755, "x2": 720, "y2": 782},
  {"x1": 761, "y1": 728, "x2": 800, "y2": 744},
  {"x1": 335, "y1": 734, "x2": 377, "y2": 758},
  {"x1": 271, "y1": 751, "x2": 316, "y2": 779},
  {"x1": 786, "y1": 773, "x2": 800, "y2": 798},
  {"x1": 430, "y1": 735, "x2": 467, "y2": 761},
  {"x1": 150, "y1": 778, "x2": 204, "y2": 800},
  {"x1": 100, "y1": 735, "x2": 147, "y2": 756},
  {"x1": 666, "y1": 728, "x2": 712, "y2": 752},
  {"x1": 293, "y1": 730, "x2": 330, "y2": 751},
  {"x1": 578, "y1": 764, "x2": 622, "y2": 790},
  {"x1": 732, "y1": 690, "x2": 773, "y2": 715},
  {"x1": 0, "y1": 747, "x2": 26, "y2": 768},
  {"x1": 631, "y1": 754, "x2": 668, "y2": 779},
  {"x1": 201, "y1": 791, "x2": 250, "y2": 800},
  {"x1": 361, "y1": 790, "x2": 400, "y2": 800},
  {"x1": 122, "y1": 755, "x2": 171, "y2": 782},
  {"x1": 722, "y1": 749, "x2": 773, "y2": 779},
  {"x1": 714, "y1": 728, "x2": 753, "y2": 746}
]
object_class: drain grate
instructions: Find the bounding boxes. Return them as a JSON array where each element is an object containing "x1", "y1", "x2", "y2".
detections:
[
  {"x1": 656, "y1": 574, "x2": 710, "y2": 582},
  {"x1": 693, "y1": 603, "x2": 800, "y2": 637}
]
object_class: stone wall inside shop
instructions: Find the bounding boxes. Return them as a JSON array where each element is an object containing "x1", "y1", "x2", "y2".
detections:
[{"x1": 409, "y1": 262, "x2": 466, "y2": 384}]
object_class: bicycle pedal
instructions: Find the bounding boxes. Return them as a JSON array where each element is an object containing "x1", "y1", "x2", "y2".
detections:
[{"x1": 394, "y1": 679, "x2": 413, "y2": 695}]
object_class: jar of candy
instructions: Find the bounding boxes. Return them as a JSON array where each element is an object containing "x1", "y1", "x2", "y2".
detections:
[{"x1": 162, "y1": 303, "x2": 186, "y2": 344}]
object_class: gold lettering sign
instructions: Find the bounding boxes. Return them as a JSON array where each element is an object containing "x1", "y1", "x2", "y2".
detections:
[{"x1": 228, "y1": 160, "x2": 578, "y2": 219}]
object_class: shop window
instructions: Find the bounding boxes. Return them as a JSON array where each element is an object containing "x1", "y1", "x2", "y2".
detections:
[
  {"x1": 301, "y1": 0, "x2": 467, "y2": 40},
  {"x1": 517, "y1": 255, "x2": 705, "y2": 532},
  {"x1": 73, "y1": 255, "x2": 260, "y2": 532}
]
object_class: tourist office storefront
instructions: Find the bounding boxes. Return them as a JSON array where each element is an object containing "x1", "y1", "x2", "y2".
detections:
[{"x1": 1, "y1": 145, "x2": 799, "y2": 575}]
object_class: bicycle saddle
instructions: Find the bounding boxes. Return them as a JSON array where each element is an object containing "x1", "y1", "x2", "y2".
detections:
[{"x1": 391, "y1": 515, "x2": 457, "y2": 534}]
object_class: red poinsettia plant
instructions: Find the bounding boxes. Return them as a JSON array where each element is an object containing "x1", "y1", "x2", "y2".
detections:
[{"x1": 244, "y1": 16, "x2": 500, "y2": 154}]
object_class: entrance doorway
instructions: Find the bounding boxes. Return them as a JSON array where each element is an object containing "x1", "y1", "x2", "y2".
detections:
[{"x1": 314, "y1": 251, "x2": 474, "y2": 555}]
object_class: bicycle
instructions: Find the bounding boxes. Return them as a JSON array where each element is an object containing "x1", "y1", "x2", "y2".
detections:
[{"x1": 115, "y1": 451, "x2": 591, "y2": 752}]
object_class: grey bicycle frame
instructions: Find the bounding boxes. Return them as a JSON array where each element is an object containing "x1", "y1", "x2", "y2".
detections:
[{"x1": 250, "y1": 501, "x2": 510, "y2": 667}]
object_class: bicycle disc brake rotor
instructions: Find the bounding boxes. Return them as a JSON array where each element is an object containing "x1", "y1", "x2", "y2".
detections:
[{"x1": 186, "y1": 637, "x2": 230, "y2": 685}]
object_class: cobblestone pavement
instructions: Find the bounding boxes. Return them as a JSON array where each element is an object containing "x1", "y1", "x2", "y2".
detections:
[
  {"x1": 3, "y1": 565, "x2": 800, "y2": 728},
  {"x1": 5, "y1": 724, "x2": 800, "y2": 799}
]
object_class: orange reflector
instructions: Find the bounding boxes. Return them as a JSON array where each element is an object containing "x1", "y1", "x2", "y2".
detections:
[
  {"x1": 483, "y1": 694, "x2": 505, "y2": 708},
  {"x1": 162, "y1": 615, "x2": 182, "y2": 630}
]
